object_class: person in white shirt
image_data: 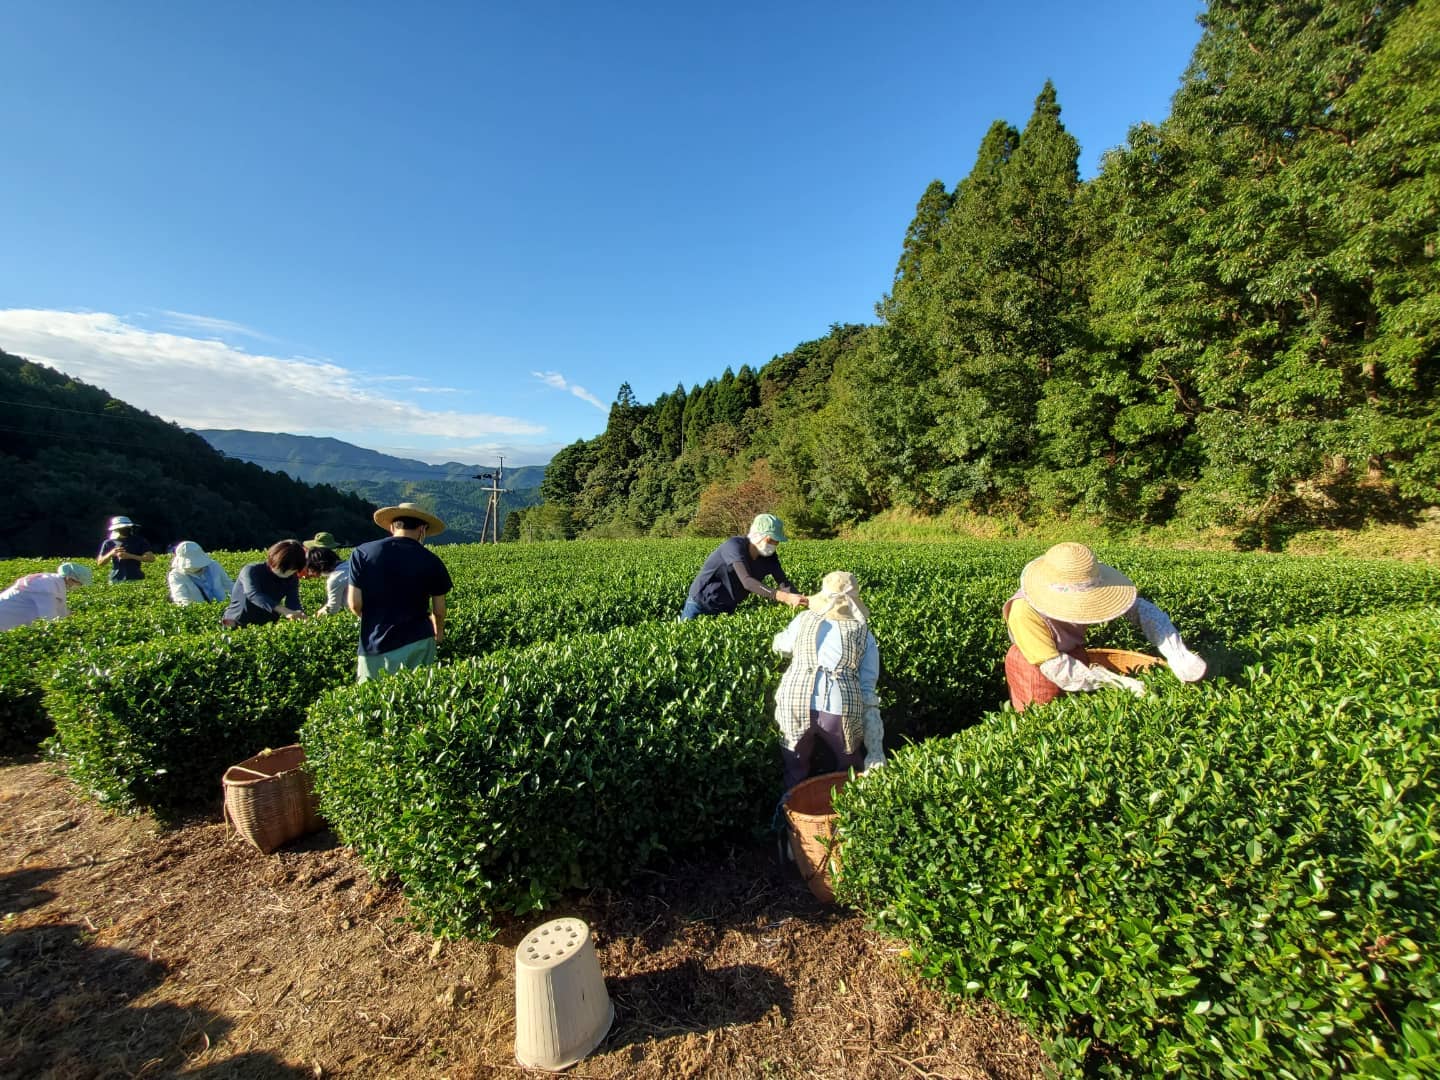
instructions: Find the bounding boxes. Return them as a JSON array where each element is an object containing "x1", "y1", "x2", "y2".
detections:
[
  {"x1": 772, "y1": 571, "x2": 885, "y2": 789},
  {"x1": 167, "y1": 541, "x2": 234, "y2": 605},
  {"x1": 302, "y1": 544, "x2": 351, "y2": 616},
  {"x1": 0, "y1": 562, "x2": 92, "y2": 631}
]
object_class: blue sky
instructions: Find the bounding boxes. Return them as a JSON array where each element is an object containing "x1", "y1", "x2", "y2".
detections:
[{"x1": 0, "y1": 1, "x2": 1204, "y2": 467}]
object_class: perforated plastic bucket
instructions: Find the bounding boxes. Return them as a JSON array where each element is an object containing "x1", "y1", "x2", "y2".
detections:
[{"x1": 514, "y1": 917, "x2": 614, "y2": 1071}]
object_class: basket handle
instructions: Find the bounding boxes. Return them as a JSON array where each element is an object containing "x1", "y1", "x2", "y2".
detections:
[{"x1": 227, "y1": 765, "x2": 276, "y2": 779}]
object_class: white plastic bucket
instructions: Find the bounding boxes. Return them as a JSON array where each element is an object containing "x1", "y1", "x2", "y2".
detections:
[{"x1": 514, "y1": 917, "x2": 614, "y2": 1071}]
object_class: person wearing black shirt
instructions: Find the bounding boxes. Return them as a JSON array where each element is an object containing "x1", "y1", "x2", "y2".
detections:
[
  {"x1": 681, "y1": 513, "x2": 807, "y2": 619},
  {"x1": 96, "y1": 515, "x2": 155, "y2": 583},
  {"x1": 347, "y1": 502, "x2": 453, "y2": 682},
  {"x1": 221, "y1": 540, "x2": 308, "y2": 627}
]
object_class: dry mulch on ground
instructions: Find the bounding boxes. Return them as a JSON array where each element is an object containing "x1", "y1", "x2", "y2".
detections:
[{"x1": 1, "y1": 758, "x2": 1053, "y2": 1079}]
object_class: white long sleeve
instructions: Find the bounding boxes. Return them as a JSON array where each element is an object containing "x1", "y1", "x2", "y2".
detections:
[
  {"x1": 1130, "y1": 598, "x2": 1207, "y2": 682},
  {"x1": 1039, "y1": 653, "x2": 1146, "y2": 697}
]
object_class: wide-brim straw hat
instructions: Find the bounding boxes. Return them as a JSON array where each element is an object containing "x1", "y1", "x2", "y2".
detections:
[
  {"x1": 1020, "y1": 542, "x2": 1136, "y2": 625},
  {"x1": 808, "y1": 570, "x2": 869, "y2": 623},
  {"x1": 373, "y1": 502, "x2": 446, "y2": 537}
]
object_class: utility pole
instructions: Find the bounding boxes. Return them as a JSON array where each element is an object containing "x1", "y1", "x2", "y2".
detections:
[{"x1": 472, "y1": 457, "x2": 509, "y2": 544}]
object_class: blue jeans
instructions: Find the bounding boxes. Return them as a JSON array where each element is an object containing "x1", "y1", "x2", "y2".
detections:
[{"x1": 679, "y1": 599, "x2": 712, "y2": 621}]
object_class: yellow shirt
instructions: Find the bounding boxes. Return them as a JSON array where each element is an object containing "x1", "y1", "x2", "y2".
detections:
[{"x1": 1007, "y1": 597, "x2": 1061, "y2": 665}]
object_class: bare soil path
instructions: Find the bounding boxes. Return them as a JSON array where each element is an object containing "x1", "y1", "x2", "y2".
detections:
[{"x1": 1, "y1": 759, "x2": 1051, "y2": 1079}]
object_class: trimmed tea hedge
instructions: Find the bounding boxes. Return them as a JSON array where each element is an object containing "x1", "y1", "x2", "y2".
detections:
[
  {"x1": 1, "y1": 601, "x2": 220, "y2": 754},
  {"x1": 835, "y1": 608, "x2": 1440, "y2": 1076},
  {"x1": 46, "y1": 615, "x2": 357, "y2": 810},
  {"x1": 26, "y1": 540, "x2": 1439, "y2": 809},
  {"x1": 302, "y1": 614, "x2": 784, "y2": 933}
]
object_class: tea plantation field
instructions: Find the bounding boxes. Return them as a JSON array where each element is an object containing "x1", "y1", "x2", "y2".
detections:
[{"x1": 2, "y1": 538, "x2": 1436, "y2": 1077}]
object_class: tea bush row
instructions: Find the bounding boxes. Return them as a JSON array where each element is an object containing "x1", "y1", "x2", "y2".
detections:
[
  {"x1": 302, "y1": 613, "x2": 785, "y2": 933},
  {"x1": 25, "y1": 541, "x2": 1440, "y2": 808},
  {"x1": 835, "y1": 607, "x2": 1440, "y2": 1077},
  {"x1": 47, "y1": 616, "x2": 359, "y2": 811}
]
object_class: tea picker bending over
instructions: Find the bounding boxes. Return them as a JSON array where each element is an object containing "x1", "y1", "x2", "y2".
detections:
[
  {"x1": 773, "y1": 571, "x2": 885, "y2": 789},
  {"x1": 167, "y1": 541, "x2": 234, "y2": 605},
  {"x1": 301, "y1": 533, "x2": 350, "y2": 616},
  {"x1": 0, "y1": 562, "x2": 92, "y2": 631},
  {"x1": 680, "y1": 513, "x2": 807, "y2": 619},
  {"x1": 221, "y1": 540, "x2": 308, "y2": 628},
  {"x1": 1003, "y1": 542, "x2": 1207, "y2": 712}
]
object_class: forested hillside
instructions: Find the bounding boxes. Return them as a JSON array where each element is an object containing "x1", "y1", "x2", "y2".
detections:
[
  {"x1": 195, "y1": 429, "x2": 545, "y2": 545},
  {"x1": 0, "y1": 351, "x2": 380, "y2": 557},
  {"x1": 530, "y1": 0, "x2": 1438, "y2": 549}
]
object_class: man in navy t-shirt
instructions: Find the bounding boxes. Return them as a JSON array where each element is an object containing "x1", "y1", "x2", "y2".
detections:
[
  {"x1": 681, "y1": 513, "x2": 808, "y2": 619},
  {"x1": 346, "y1": 502, "x2": 454, "y2": 682}
]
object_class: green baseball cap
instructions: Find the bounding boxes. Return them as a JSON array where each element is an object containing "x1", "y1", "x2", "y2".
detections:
[{"x1": 748, "y1": 513, "x2": 787, "y2": 543}]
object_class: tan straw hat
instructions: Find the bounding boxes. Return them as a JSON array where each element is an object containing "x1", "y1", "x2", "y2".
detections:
[
  {"x1": 808, "y1": 570, "x2": 869, "y2": 623},
  {"x1": 1020, "y1": 542, "x2": 1136, "y2": 625},
  {"x1": 373, "y1": 502, "x2": 446, "y2": 536}
]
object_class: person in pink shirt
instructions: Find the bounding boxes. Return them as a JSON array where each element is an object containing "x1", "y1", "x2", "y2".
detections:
[{"x1": 0, "y1": 562, "x2": 93, "y2": 632}]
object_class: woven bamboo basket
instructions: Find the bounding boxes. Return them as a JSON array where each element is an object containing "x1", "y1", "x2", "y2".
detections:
[
  {"x1": 1087, "y1": 648, "x2": 1165, "y2": 675},
  {"x1": 783, "y1": 771, "x2": 850, "y2": 904},
  {"x1": 222, "y1": 744, "x2": 323, "y2": 854}
]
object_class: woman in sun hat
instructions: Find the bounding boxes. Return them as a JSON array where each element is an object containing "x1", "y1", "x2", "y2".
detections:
[
  {"x1": 0, "y1": 562, "x2": 92, "y2": 631},
  {"x1": 96, "y1": 515, "x2": 155, "y2": 583},
  {"x1": 166, "y1": 541, "x2": 234, "y2": 605},
  {"x1": 772, "y1": 570, "x2": 885, "y2": 788},
  {"x1": 680, "y1": 513, "x2": 808, "y2": 619},
  {"x1": 1003, "y1": 542, "x2": 1207, "y2": 712}
]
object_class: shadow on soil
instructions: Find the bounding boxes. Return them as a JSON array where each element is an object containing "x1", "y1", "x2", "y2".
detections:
[
  {"x1": 604, "y1": 959, "x2": 792, "y2": 1048},
  {"x1": 0, "y1": 870, "x2": 307, "y2": 1079}
]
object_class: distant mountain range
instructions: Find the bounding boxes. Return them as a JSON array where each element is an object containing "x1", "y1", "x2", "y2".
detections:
[
  {"x1": 194, "y1": 430, "x2": 546, "y2": 544},
  {"x1": 0, "y1": 351, "x2": 381, "y2": 558}
]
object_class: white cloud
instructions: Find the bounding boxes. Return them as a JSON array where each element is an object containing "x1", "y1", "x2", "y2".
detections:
[
  {"x1": 532, "y1": 369, "x2": 607, "y2": 411},
  {"x1": 158, "y1": 310, "x2": 274, "y2": 342},
  {"x1": 371, "y1": 442, "x2": 564, "y2": 468},
  {"x1": 0, "y1": 309, "x2": 546, "y2": 441}
]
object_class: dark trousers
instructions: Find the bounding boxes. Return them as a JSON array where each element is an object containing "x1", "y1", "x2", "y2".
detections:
[{"x1": 781, "y1": 709, "x2": 864, "y2": 790}]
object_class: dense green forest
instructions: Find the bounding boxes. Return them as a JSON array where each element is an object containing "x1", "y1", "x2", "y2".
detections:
[
  {"x1": 525, "y1": 0, "x2": 1438, "y2": 549},
  {"x1": 0, "y1": 351, "x2": 380, "y2": 557}
]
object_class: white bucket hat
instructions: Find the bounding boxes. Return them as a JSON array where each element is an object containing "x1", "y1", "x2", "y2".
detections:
[
  {"x1": 107, "y1": 515, "x2": 138, "y2": 539},
  {"x1": 1020, "y1": 542, "x2": 1137, "y2": 625},
  {"x1": 171, "y1": 541, "x2": 216, "y2": 574}
]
